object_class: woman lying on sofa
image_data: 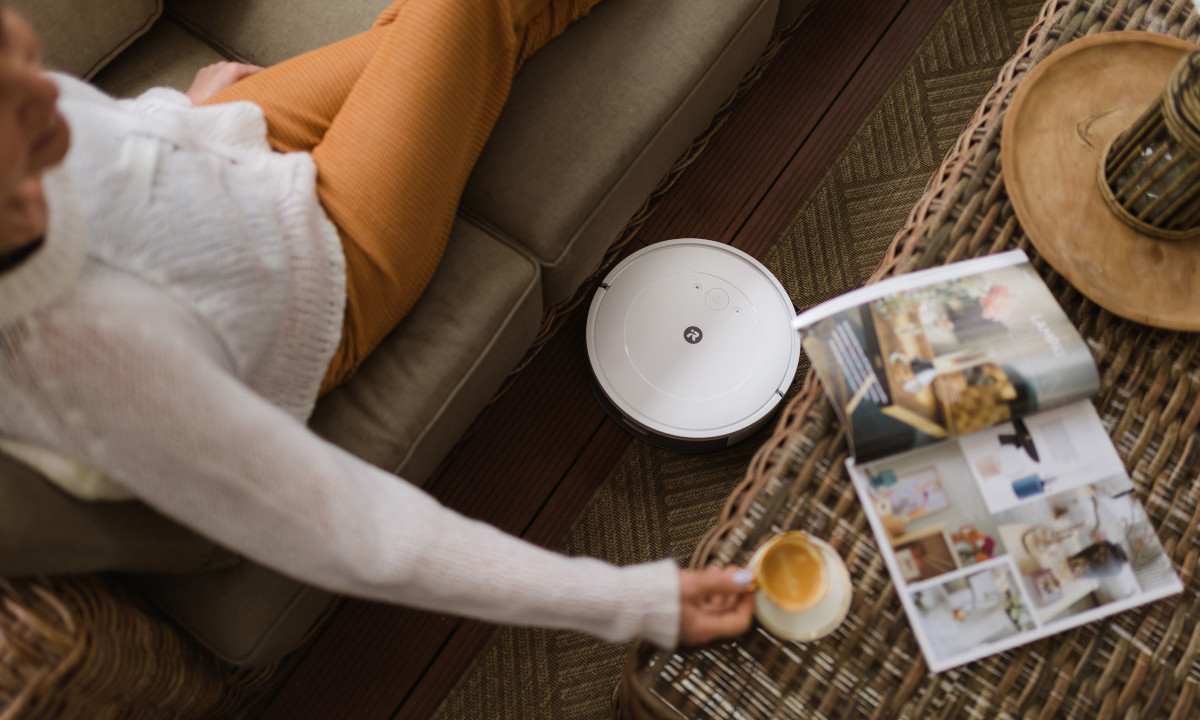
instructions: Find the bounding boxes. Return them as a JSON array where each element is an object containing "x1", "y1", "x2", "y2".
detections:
[{"x1": 0, "y1": 0, "x2": 755, "y2": 650}]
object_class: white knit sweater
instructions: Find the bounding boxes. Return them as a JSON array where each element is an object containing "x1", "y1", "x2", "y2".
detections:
[{"x1": 0, "y1": 74, "x2": 680, "y2": 649}]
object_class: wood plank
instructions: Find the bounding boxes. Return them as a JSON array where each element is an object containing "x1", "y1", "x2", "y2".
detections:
[
  {"x1": 424, "y1": 314, "x2": 608, "y2": 514},
  {"x1": 259, "y1": 600, "x2": 462, "y2": 719},
  {"x1": 391, "y1": 419, "x2": 634, "y2": 720}
]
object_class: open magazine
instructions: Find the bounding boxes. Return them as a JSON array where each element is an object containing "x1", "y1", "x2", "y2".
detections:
[{"x1": 795, "y1": 250, "x2": 1182, "y2": 673}]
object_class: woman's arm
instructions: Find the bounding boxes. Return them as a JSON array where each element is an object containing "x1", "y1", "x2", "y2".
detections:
[{"x1": 21, "y1": 314, "x2": 752, "y2": 647}]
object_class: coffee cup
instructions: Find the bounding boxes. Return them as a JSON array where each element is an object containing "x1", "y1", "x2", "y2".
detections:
[{"x1": 750, "y1": 532, "x2": 831, "y2": 613}]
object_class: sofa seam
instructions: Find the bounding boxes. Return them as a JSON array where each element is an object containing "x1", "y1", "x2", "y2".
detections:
[
  {"x1": 161, "y1": 7, "x2": 247, "y2": 63},
  {"x1": 82, "y1": 3, "x2": 165, "y2": 78}
]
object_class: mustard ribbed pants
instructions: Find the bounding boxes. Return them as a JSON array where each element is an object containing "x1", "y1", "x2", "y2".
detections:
[{"x1": 204, "y1": 0, "x2": 602, "y2": 392}]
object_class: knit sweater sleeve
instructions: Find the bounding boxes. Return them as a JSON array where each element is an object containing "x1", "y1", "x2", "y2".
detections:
[{"x1": 20, "y1": 308, "x2": 681, "y2": 649}]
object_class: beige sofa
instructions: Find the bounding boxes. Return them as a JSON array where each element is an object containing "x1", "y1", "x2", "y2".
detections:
[{"x1": 3, "y1": 0, "x2": 808, "y2": 681}]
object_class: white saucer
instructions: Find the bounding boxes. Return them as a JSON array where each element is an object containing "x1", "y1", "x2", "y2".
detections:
[{"x1": 749, "y1": 537, "x2": 853, "y2": 642}]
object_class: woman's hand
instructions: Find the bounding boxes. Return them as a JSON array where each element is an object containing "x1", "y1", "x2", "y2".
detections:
[
  {"x1": 186, "y1": 62, "x2": 265, "y2": 104},
  {"x1": 677, "y1": 566, "x2": 756, "y2": 646}
]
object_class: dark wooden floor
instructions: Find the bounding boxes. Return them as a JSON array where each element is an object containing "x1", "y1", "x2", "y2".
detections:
[{"x1": 250, "y1": 0, "x2": 951, "y2": 717}]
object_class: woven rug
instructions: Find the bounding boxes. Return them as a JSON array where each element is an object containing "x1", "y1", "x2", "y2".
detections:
[{"x1": 431, "y1": 1, "x2": 1042, "y2": 717}]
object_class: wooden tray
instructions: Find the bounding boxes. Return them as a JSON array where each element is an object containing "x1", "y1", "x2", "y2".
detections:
[{"x1": 1002, "y1": 32, "x2": 1200, "y2": 331}]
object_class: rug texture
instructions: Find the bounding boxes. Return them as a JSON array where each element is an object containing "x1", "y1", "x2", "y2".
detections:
[{"x1": 431, "y1": 0, "x2": 1042, "y2": 717}]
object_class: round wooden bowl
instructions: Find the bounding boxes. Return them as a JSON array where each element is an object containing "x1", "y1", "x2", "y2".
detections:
[{"x1": 1002, "y1": 31, "x2": 1200, "y2": 331}]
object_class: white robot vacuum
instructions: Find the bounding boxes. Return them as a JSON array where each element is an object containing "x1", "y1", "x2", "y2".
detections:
[{"x1": 586, "y1": 238, "x2": 800, "y2": 451}]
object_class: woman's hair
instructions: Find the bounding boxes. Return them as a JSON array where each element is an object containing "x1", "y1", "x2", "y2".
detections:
[{"x1": 0, "y1": 238, "x2": 44, "y2": 273}]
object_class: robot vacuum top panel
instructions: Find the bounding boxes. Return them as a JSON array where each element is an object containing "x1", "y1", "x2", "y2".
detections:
[{"x1": 587, "y1": 239, "x2": 800, "y2": 439}]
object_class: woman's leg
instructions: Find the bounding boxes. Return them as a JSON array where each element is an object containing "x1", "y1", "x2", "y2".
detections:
[
  {"x1": 205, "y1": 0, "x2": 602, "y2": 392},
  {"x1": 203, "y1": 28, "x2": 384, "y2": 154}
]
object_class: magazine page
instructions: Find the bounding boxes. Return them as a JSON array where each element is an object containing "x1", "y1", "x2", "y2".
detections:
[
  {"x1": 796, "y1": 250, "x2": 1098, "y2": 462},
  {"x1": 846, "y1": 400, "x2": 1183, "y2": 673}
]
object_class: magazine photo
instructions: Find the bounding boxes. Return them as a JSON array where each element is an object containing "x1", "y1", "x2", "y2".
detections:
[
  {"x1": 796, "y1": 251, "x2": 1182, "y2": 672},
  {"x1": 795, "y1": 250, "x2": 1098, "y2": 463},
  {"x1": 846, "y1": 405, "x2": 1181, "y2": 673}
]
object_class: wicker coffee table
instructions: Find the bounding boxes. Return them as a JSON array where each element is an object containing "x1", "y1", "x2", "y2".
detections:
[{"x1": 613, "y1": 1, "x2": 1200, "y2": 718}]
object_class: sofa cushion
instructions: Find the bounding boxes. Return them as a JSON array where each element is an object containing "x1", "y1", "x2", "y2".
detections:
[
  {"x1": 0, "y1": 452, "x2": 239, "y2": 576},
  {"x1": 459, "y1": 0, "x2": 779, "y2": 305},
  {"x1": 124, "y1": 562, "x2": 336, "y2": 667},
  {"x1": 310, "y1": 217, "x2": 543, "y2": 485},
  {"x1": 10, "y1": 0, "x2": 162, "y2": 78},
  {"x1": 92, "y1": 16, "x2": 228, "y2": 97},
  {"x1": 165, "y1": 0, "x2": 379, "y2": 67}
]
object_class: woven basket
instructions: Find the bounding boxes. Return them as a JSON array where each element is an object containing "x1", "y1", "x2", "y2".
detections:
[
  {"x1": 1101, "y1": 49, "x2": 1200, "y2": 240},
  {"x1": 0, "y1": 576, "x2": 280, "y2": 720},
  {"x1": 615, "y1": 1, "x2": 1200, "y2": 718}
]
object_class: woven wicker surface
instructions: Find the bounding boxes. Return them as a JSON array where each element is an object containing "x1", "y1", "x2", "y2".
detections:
[
  {"x1": 0, "y1": 576, "x2": 279, "y2": 720},
  {"x1": 615, "y1": 1, "x2": 1200, "y2": 718}
]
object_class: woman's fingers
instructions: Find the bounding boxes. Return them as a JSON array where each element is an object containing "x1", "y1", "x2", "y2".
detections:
[
  {"x1": 186, "y1": 62, "x2": 266, "y2": 104},
  {"x1": 677, "y1": 566, "x2": 756, "y2": 646}
]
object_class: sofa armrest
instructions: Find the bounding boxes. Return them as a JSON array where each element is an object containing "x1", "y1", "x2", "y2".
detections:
[{"x1": 9, "y1": 0, "x2": 162, "y2": 78}]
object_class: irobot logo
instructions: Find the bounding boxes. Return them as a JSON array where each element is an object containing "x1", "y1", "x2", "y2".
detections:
[{"x1": 683, "y1": 326, "x2": 703, "y2": 344}]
